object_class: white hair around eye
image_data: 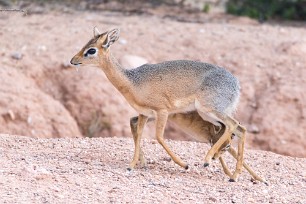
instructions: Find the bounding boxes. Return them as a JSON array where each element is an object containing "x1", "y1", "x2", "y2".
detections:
[{"x1": 83, "y1": 47, "x2": 98, "y2": 58}]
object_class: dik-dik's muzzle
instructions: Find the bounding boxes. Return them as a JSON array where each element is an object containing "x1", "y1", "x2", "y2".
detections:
[{"x1": 70, "y1": 56, "x2": 82, "y2": 66}]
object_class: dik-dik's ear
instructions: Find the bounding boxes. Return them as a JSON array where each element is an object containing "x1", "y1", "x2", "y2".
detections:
[
  {"x1": 102, "y1": 28, "x2": 120, "y2": 49},
  {"x1": 93, "y1": 27, "x2": 101, "y2": 38}
]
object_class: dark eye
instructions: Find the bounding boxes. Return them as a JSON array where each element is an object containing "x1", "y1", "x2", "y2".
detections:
[{"x1": 86, "y1": 48, "x2": 96, "y2": 55}]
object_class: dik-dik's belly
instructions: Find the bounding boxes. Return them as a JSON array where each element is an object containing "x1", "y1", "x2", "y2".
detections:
[
  {"x1": 129, "y1": 99, "x2": 196, "y2": 118},
  {"x1": 127, "y1": 88, "x2": 196, "y2": 116},
  {"x1": 130, "y1": 103, "x2": 156, "y2": 117}
]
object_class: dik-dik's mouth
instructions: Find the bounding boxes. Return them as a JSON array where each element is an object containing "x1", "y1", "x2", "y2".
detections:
[
  {"x1": 70, "y1": 61, "x2": 82, "y2": 66},
  {"x1": 70, "y1": 57, "x2": 82, "y2": 66},
  {"x1": 69, "y1": 59, "x2": 82, "y2": 72}
]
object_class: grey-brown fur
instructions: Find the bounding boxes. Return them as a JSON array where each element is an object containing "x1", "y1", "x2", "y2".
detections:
[{"x1": 125, "y1": 60, "x2": 240, "y2": 115}]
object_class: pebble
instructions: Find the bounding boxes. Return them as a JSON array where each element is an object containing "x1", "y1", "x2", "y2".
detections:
[
  {"x1": 249, "y1": 124, "x2": 260, "y2": 134},
  {"x1": 199, "y1": 29, "x2": 205, "y2": 33},
  {"x1": 11, "y1": 52, "x2": 23, "y2": 60},
  {"x1": 163, "y1": 157, "x2": 171, "y2": 162},
  {"x1": 61, "y1": 62, "x2": 72, "y2": 69},
  {"x1": 37, "y1": 45, "x2": 47, "y2": 51},
  {"x1": 119, "y1": 39, "x2": 127, "y2": 45},
  {"x1": 209, "y1": 197, "x2": 217, "y2": 202},
  {"x1": 27, "y1": 116, "x2": 32, "y2": 124},
  {"x1": 8, "y1": 110, "x2": 15, "y2": 120}
]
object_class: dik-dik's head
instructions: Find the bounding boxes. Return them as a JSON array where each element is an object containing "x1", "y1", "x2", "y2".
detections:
[{"x1": 70, "y1": 27, "x2": 120, "y2": 66}]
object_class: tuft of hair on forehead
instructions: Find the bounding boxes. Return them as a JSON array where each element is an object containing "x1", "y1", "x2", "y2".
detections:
[{"x1": 83, "y1": 32, "x2": 108, "y2": 49}]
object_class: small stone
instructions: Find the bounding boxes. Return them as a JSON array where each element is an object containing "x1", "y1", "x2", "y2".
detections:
[
  {"x1": 32, "y1": 167, "x2": 52, "y2": 180},
  {"x1": 108, "y1": 188, "x2": 117, "y2": 193},
  {"x1": 7, "y1": 110, "x2": 15, "y2": 120},
  {"x1": 38, "y1": 45, "x2": 47, "y2": 51},
  {"x1": 61, "y1": 62, "x2": 72, "y2": 69},
  {"x1": 279, "y1": 28, "x2": 286, "y2": 33},
  {"x1": 199, "y1": 29, "x2": 205, "y2": 33},
  {"x1": 2, "y1": 110, "x2": 15, "y2": 121},
  {"x1": 83, "y1": 159, "x2": 91, "y2": 164},
  {"x1": 11, "y1": 52, "x2": 23, "y2": 60},
  {"x1": 249, "y1": 124, "x2": 260, "y2": 134},
  {"x1": 51, "y1": 186, "x2": 60, "y2": 192},
  {"x1": 151, "y1": 140, "x2": 158, "y2": 144},
  {"x1": 119, "y1": 39, "x2": 127, "y2": 45},
  {"x1": 27, "y1": 116, "x2": 32, "y2": 124},
  {"x1": 163, "y1": 157, "x2": 171, "y2": 162},
  {"x1": 148, "y1": 159, "x2": 155, "y2": 165},
  {"x1": 209, "y1": 197, "x2": 217, "y2": 202},
  {"x1": 251, "y1": 177, "x2": 258, "y2": 184}
]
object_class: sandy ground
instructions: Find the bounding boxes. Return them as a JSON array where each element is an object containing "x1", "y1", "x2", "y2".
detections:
[{"x1": 0, "y1": 134, "x2": 305, "y2": 203}]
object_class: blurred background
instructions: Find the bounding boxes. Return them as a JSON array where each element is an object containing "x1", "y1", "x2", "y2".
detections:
[{"x1": 0, "y1": 0, "x2": 305, "y2": 157}]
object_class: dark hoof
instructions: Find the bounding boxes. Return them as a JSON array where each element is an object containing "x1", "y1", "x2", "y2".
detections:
[
  {"x1": 212, "y1": 157, "x2": 216, "y2": 160},
  {"x1": 185, "y1": 165, "x2": 189, "y2": 170},
  {"x1": 204, "y1": 163, "x2": 209, "y2": 167},
  {"x1": 229, "y1": 178, "x2": 236, "y2": 182},
  {"x1": 127, "y1": 167, "x2": 132, "y2": 171},
  {"x1": 264, "y1": 181, "x2": 269, "y2": 186}
]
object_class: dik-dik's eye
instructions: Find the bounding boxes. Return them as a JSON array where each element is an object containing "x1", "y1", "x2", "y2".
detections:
[{"x1": 84, "y1": 48, "x2": 97, "y2": 57}]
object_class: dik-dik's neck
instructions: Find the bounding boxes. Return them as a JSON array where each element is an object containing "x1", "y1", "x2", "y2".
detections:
[{"x1": 98, "y1": 52, "x2": 132, "y2": 94}]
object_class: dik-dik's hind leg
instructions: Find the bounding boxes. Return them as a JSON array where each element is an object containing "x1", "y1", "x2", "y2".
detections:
[
  {"x1": 156, "y1": 110, "x2": 188, "y2": 169},
  {"x1": 128, "y1": 115, "x2": 148, "y2": 170},
  {"x1": 228, "y1": 125, "x2": 246, "y2": 182},
  {"x1": 217, "y1": 141, "x2": 266, "y2": 183},
  {"x1": 228, "y1": 146, "x2": 267, "y2": 184},
  {"x1": 219, "y1": 156, "x2": 232, "y2": 177}
]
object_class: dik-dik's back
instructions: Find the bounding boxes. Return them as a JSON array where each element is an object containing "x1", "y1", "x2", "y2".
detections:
[{"x1": 125, "y1": 60, "x2": 240, "y2": 116}]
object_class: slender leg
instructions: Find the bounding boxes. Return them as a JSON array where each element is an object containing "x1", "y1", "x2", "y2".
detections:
[
  {"x1": 204, "y1": 121, "x2": 237, "y2": 166},
  {"x1": 156, "y1": 110, "x2": 188, "y2": 169},
  {"x1": 219, "y1": 156, "x2": 232, "y2": 177},
  {"x1": 228, "y1": 146, "x2": 267, "y2": 184},
  {"x1": 195, "y1": 109, "x2": 238, "y2": 167},
  {"x1": 129, "y1": 116, "x2": 146, "y2": 167},
  {"x1": 128, "y1": 114, "x2": 148, "y2": 170},
  {"x1": 229, "y1": 125, "x2": 245, "y2": 182}
]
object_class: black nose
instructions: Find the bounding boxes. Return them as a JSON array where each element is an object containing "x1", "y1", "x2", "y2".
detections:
[{"x1": 70, "y1": 58, "x2": 81, "y2": 65}]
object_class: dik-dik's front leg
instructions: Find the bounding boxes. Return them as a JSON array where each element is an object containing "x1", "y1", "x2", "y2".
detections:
[
  {"x1": 128, "y1": 114, "x2": 148, "y2": 170},
  {"x1": 156, "y1": 110, "x2": 189, "y2": 169}
]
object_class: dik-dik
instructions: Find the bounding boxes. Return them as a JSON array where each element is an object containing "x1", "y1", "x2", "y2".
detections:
[{"x1": 71, "y1": 28, "x2": 266, "y2": 183}]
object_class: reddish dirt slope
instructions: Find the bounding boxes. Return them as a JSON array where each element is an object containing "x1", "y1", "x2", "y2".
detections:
[{"x1": 0, "y1": 66, "x2": 81, "y2": 138}]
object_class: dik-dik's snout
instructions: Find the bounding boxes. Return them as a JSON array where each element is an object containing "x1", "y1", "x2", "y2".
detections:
[{"x1": 70, "y1": 55, "x2": 82, "y2": 66}]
